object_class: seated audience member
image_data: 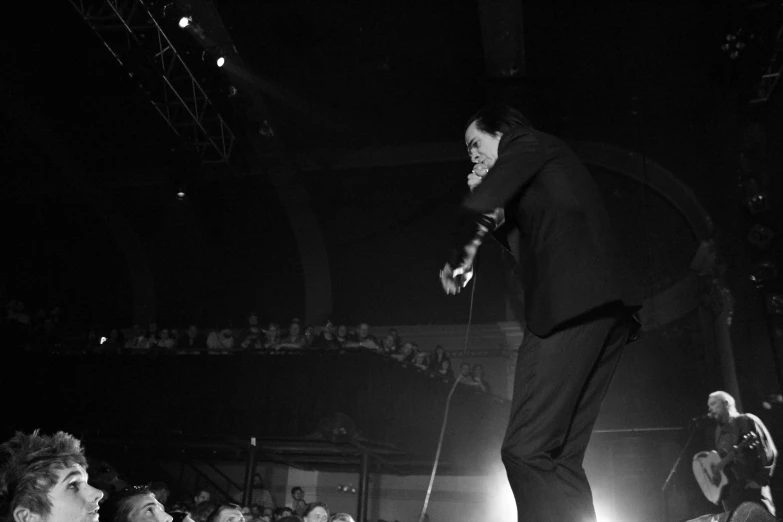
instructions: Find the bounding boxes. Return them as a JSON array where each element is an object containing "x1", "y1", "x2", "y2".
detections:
[
  {"x1": 329, "y1": 515, "x2": 355, "y2": 522},
  {"x1": 335, "y1": 325, "x2": 349, "y2": 346},
  {"x1": 101, "y1": 485, "x2": 173, "y2": 522},
  {"x1": 301, "y1": 502, "x2": 329, "y2": 522},
  {"x1": 278, "y1": 319, "x2": 307, "y2": 349},
  {"x1": 311, "y1": 320, "x2": 342, "y2": 349},
  {"x1": 178, "y1": 325, "x2": 207, "y2": 352},
  {"x1": 428, "y1": 345, "x2": 448, "y2": 372},
  {"x1": 206, "y1": 503, "x2": 245, "y2": 522},
  {"x1": 261, "y1": 508, "x2": 273, "y2": 522},
  {"x1": 413, "y1": 352, "x2": 429, "y2": 371},
  {"x1": 150, "y1": 481, "x2": 171, "y2": 507},
  {"x1": 303, "y1": 326, "x2": 315, "y2": 348},
  {"x1": 392, "y1": 341, "x2": 416, "y2": 363},
  {"x1": 125, "y1": 324, "x2": 146, "y2": 350},
  {"x1": 240, "y1": 326, "x2": 262, "y2": 350},
  {"x1": 157, "y1": 329, "x2": 176, "y2": 350},
  {"x1": 436, "y1": 359, "x2": 454, "y2": 381},
  {"x1": 287, "y1": 487, "x2": 307, "y2": 516},
  {"x1": 472, "y1": 364, "x2": 492, "y2": 394},
  {"x1": 0, "y1": 431, "x2": 103, "y2": 522},
  {"x1": 344, "y1": 323, "x2": 379, "y2": 350},
  {"x1": 103, "y1": 328, "x2": 125, "y2": 353},
  {"x1": 207, "y1": 328, "x2": 235, "y2": 351},
  {"x1": 262, "y1": 323, "x2": 281, "y2": 350},
  {"x1": 380, "y1": 333, "x2": 397, "y2": 355},
  {"x1": 147, "y1": 322, "x2": 160, "y2": 348},
  {"x1": 272, "y1": 507, "x2": 293, "y2": 521},
  {"x1": 457, "y1": 362, "x2": 477, "y2": 386},
  {"x1": 387, "y1": 328, "x2": 402, "y2": 350}
]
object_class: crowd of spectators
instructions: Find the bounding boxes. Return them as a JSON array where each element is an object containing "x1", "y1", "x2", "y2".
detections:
[
  {"x1": 0, "y1": 430, "x2": 426, "y2": 522},
  {"x1": 2, "y1": 301, "x2": 495, "y2": 394}
]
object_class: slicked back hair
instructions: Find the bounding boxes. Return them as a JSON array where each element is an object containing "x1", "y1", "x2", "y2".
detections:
[
  {"x1": 0, "y1": 430, "x2": 87, "y2": 522},
  {"x1": 465, "y1": 104, "x2": 532, "y2": 138},
  {"x1": 101, "y1": 487, "x2": 154, "y2": 522}
]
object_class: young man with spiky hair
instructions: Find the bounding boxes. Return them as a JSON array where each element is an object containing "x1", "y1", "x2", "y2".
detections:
[{"x1": 0, "y1": 431, "x2": 103, "y2": 522}]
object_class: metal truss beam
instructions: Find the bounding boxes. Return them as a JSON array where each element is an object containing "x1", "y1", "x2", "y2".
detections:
[
  {"x1": 750, "y1": 22, "x2": 783, "y2": 103},
  {"x1": 68, "y1": 0, "x2": 235, "y2": 163}
]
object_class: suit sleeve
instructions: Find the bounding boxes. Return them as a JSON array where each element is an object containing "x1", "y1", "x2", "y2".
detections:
[{"x1": 463, "y1": 129, "x2": 550, "y2": 213}]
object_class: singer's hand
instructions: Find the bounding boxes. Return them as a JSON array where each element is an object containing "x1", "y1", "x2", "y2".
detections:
[
  {"x1": 440, "y1": 262, "x2": 473, "y2": 295},
  {"x1": 467, "y1": 163, "x2": 489, "y2": 191}
]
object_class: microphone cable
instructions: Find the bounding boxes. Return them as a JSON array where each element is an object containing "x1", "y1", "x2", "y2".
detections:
[{"x1": 419, "y1": 270, "x2": 478, "y2": 522}]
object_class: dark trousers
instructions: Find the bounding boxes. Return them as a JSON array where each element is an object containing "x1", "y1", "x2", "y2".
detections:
[{"x1": 501, "y1": 305, "x2": 632, "y2": 522}]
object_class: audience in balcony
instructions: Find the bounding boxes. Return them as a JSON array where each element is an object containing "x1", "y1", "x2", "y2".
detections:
[
  {"x1": 436, "y1": 358, "x2": 454, "y2": 381},
  {"x1": 428, "y1": 345, "x2": 448, "y2": 372},
  {"x1": 380, "y1": 332, "x2": 397, "y2": 355},
  {"x1": 103, "y1": 328, "x2": 125, "y2": 353},
  {"x1": 179, "y1": 324, "x2": 207, "y2": 352},
  {"x1": 207, "y1": 328, "x2": 235, "y2": 351},
  {"x1": 335, "y1": 325, "x2": 349, "y2": 345},
  {"x1": 278, "y1": 319, "x2": 307, "y2": 349},
  {"x1": 413, "y1": 351, "x2": 430, "y2": 371},
  {"x1": 343, "y1": 322, "x2": 379, "y2": 350},
  {"x1": 272, "y1": 507, "x2": 293, "y2": 521},
  {"x1": 312, "y1": 320, "x2": 342, "y2": 349},
  {"x1": 471, "y1": 364, "x2": 492, "y2": 394},
  {"x1": 262, "y1": 322, "x2": 281, "y2": 350},
  {"x1": 157, "y1": 328, "x2": 176, "y2": 350}
]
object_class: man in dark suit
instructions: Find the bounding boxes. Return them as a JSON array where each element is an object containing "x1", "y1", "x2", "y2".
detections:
[{"x1": 440, "y1": 104, "x2": 641, "y2": 521}]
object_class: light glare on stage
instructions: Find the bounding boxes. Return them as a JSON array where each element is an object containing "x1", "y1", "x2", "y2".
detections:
[
  {"x1": 216, "y1": 56, "x2": 225, "y2": 67},
  {"x1": 176, "y1": 191, "x2": 186, "y2": 200},
  {"x1": 178, "y1": 17, "x2": 190, "y2": 28}
]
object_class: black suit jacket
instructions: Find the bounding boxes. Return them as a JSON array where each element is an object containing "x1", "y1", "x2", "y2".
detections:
[{"x1": 461, "y1": 126, "x2": 641, "y2": 337}]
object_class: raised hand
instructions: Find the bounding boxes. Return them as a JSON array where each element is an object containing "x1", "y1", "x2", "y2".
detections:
[{"x1": 467, "y1": 162, "x2": 489, "y2": 191}]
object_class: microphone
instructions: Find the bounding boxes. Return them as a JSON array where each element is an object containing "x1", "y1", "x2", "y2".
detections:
[{"x1": 692, "y1": 413, "x2": 712, "y2": 422}]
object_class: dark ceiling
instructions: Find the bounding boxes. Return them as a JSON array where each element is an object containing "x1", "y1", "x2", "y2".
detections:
[{"x1": 2, "y1": 0, "x2": 782, "y2": 327}]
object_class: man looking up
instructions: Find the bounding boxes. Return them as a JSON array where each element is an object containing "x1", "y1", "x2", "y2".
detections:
[{"x1": 0, "y1": 431, "x2": 104, "y2": 522}]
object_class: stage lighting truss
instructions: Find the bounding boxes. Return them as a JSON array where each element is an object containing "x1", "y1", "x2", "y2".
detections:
[
  {"x1": 751, "y1": 21, "x2": 783, "y2": 103},
  {"x1": 68, "y1": 0, "x2": 235, "y2": 164}
]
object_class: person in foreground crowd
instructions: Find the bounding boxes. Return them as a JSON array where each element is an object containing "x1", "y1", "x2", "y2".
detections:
[
  {"x1": 206, "y1": 503, "x2": 244, "y2": 522},
  {"x1": 0, "y1": 430, "x2": 103, "y2": 522},
  {"x1": 328, "y1": 515, "x2": 354, "y2": 522},
  {"x1": 101, "y1": 486, "x2": 173, "y2": 522},
  {"x1": 440, "y1": 103, "x2": 641, "y2": 521},
  {"x1": 300, "y1": 502, "x2": 328, "y2": 522},
  {"x1": 707, "y1": 390, "x2": 777, "y2": 515}
]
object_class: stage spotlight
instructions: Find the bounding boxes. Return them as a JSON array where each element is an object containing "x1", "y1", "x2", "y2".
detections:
[
  {"x1": 216, "y1": 56, "x2": 225, "y2": 67},
  {"x1": 178, "y1": 16, "x2": 191, "y2": 28},
  {"x1": 176, "y1": 190, "x2": 186, "y2": 200}
]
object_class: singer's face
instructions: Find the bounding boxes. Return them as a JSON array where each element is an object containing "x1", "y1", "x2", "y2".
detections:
[
  {"x1": 465, "y1": 122, "x2": 502, "y2": 169},
  {"x1": 707, "y1": 396, "x2": 728, "y2": 422}
]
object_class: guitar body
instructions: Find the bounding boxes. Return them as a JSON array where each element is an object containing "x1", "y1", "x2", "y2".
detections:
[{"x1": 693, "y1": 450, "x2": 729, "y2": 505}]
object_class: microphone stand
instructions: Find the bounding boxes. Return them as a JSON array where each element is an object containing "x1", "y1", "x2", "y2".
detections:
[{"x1": 661, "y1": 418, "x2": 702, "y2": 522}]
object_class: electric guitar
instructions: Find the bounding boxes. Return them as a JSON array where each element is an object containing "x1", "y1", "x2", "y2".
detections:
[{"x1": 692, "y1": 432, "x2": 759, "y2": 505}]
